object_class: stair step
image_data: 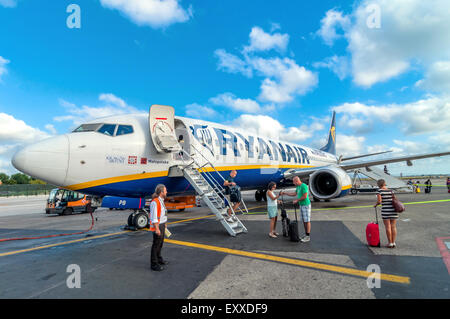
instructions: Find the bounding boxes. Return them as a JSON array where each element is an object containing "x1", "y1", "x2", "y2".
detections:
[{"x1": 183, "y1": 164, "x2": 246, "y2": 237}]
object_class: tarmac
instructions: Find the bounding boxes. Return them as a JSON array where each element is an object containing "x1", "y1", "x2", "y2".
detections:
[{"x1": 0, "y1": 180, "x2": 449, "y2": 299}]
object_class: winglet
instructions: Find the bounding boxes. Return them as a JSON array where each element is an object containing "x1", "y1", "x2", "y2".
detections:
[{"x1": 320, "y1": 111, "x2": 336, "y2": 155}]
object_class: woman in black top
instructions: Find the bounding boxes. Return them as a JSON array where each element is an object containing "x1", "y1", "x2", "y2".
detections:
[{"x1": 374, "y1": 179, "x2": 398, "y2": 248}]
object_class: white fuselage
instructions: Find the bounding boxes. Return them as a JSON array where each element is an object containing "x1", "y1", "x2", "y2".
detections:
[{"x1": 12, "y1": 113, "x2": 343, "y2": 198}]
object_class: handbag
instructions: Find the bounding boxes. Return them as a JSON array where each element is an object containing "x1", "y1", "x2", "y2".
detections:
[{"x1": 391, "y1": 191, "x2": 405, "y2": 213}]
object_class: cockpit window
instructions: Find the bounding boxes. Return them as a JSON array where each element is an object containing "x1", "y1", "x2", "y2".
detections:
[
  {"x1": 73, "y1": 123, "x2": 102, "y2": 133},
  {"x1": 116, "y1": 125, "x2": 134, "y2": 136},
  {"x1": 97, "y1": 124, "x2": 117, "y2": 136}
]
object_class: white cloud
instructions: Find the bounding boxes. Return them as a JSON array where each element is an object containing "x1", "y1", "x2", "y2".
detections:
[
  {"x1": 416, "y1": 60, "x2": 450, "y2": 94},
  {"x1": 313, "y1": 55, "x2": 350, "y2": 80},
  {"x1": 45, "y1": 124, "x2": 57, "y2": 135},
  {"x1": 185, "y1": 103, "x2": 218, "y2": 119},
  {"x1": 214, "y1": 49, "x2": 252, "y2": 78},
  {"x1": 99, "y1": 0, "x2": 192, "y2": 29},
  {"x1": 232, "y1": 114, "x2": 323, "y2": 143},
  {"x1": 316, "y1": 9, "x2": 350, "y2": 46},
  {"x1": 243, "y1": 26, "x2": 289, "y2": 53},
  {"x1": 55, "y1": 94, "x2": 143, "y2": 127},
  {"x1": 214, "y1": 26, "x2": 317, "y2": 107},
  {"x1": 0, "y1": 113, "x2": 50, "y2": 144},
  {"x1": 318, "y1": 0, "x2": 450, "y2": 88},
  {"x1": 249, "y1": 57, "x2": 318, "y2": 104},
  {"x1": 99, "y1": 93, "x2": 128, "y2": 108},
  {"x1": 0, "y1": 0, "x2": 17, "y2": 8},
  {"x1": 0, "y1": 113, "x2": 52, "y2": 174},
  {"x1": 333, "y1": 95, "x2": 450, "y2": 136},
  {"x1": 210, "y1": 93, "x2": 261, "y2": 113},
  {"x1": 336, "y1": 134, "x2": 365, "y2": 157},
  {"x1": 0, "y1": 56, "x2": 10, "y2": 81}
]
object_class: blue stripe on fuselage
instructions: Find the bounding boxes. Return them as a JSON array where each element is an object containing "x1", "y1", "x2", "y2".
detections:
[{"x1": 77, "y1": 168, "x2": 289, "y2": 198}]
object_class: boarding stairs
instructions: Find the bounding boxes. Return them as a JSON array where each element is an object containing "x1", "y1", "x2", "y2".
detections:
[
  {"x1": 176, "y1": 145, "x2": 248, "y2": 237},
  {"x1": 353, "y1": 167, "x2": 413, "y2": 192}
]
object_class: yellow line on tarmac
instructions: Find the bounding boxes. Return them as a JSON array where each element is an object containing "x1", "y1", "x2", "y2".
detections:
[
  {"x1": 0, "y1": 211, "x2": 235, "y2": 258},
  {"x1": 165, "y1": 238, "x2": 410, "y2": 284},
  {"x1": 0, "y1": 231, "x2": 131, "y2": 258},
  {"x1": 3, "y1": 199, "x2": 444, "y2": 258},
  {"x1": 313, "y1": 198, "x2": 450, "y2": 212},
  {"x1": 245, "y1": 198, "x2": 450, "y2": 215}
]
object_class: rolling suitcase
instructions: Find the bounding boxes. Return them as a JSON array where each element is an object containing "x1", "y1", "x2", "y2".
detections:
[
  {"x1": 366, "y1": 207, "x2": 380, "y2": 247},
  {"x1": 280, "y1": 198, "x2": 290, "y2": 237},
  {"x1": 288, "y1": 204, "x2": 300, "y2": 242}
]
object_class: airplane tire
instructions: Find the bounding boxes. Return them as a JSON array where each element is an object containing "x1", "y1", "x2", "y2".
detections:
[
  {"x1": 133, "y1": 212, "x2": 148, "y2": 230},
  {"x1": 127, "y1": 213, "x2": 135, "y2": 227},
  {"x1": 262, "y1": 190, "x2": 267, "y2": 202},
  {"x1": 255, "y1": 191, "x2": 262, "y2": 202}
]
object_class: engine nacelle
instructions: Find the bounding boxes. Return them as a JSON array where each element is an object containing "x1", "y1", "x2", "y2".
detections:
[{"x1": 309, "y1": 166, "x2": 352, "y2": 200}]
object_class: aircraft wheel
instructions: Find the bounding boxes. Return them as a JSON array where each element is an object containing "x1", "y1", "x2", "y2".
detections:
[
  {"x1": 127, "y1": 213, "x2": 135, "y2": 227},
  {"x1": 133, "y1": 212, "x2": 149, "y2": 230},
  {"x1": 313, "y1": 197, "x2": 321, "y2": 202},
  {"x1": 262, "y1": 190, "x2": 267, "y2": 202},
  {"x1": 255, "y1": 190, "x2": 262, "y2": 202}
]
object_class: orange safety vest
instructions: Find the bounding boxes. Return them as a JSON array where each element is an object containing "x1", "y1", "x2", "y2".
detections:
[{"x1": 149, "y1": 198, "x2": 163, "y2": 232}]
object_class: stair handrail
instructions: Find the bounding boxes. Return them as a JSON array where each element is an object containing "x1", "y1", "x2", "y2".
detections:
[{"x1": 185, "y1": 144, "x2": 249, "y2": 215}]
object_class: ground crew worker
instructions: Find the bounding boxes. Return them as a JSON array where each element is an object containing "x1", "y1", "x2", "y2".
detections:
[{"x1": 149, "y1": 184, "x2": 169, "y2": 271}]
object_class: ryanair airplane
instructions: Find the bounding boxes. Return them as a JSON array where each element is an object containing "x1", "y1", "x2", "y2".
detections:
[{"x1": 10, "y1": 105, "x2": 450, "y2": 235}]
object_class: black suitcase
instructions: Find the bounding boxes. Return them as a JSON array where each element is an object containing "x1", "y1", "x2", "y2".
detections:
[
  {"x1": 288, "y1": 205, "x2": 300, "y2": 242},
  {"x1": 281, "y1": 207, "x2": 289, "y2": 237},
  {"x1": 280, "y1": 196, "x2": 289, "y2": 237}
]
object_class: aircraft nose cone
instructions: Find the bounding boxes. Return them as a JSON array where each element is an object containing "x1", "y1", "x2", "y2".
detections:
[{"x1": 11, "y1": 135, "x2": 70, "y2": 186}]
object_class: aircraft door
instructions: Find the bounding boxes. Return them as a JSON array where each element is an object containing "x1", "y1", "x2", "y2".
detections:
[
  {"x1": 174, "y1": 120, "x2": 191, "y2": 161},
  {"x1": 149, "y1": 105, "x2": 182, "y2": 153}
]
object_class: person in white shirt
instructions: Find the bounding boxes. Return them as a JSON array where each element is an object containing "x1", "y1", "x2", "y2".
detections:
[
  {"x1": 266, "y1": 182, "x2": 282, "y2": 238},
  {"x1": 149, "y1": 184, "x2": 168, "y2": 271}
]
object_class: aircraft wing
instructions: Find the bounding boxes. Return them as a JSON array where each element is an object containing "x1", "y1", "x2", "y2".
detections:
[
  {"x1": 340, "y1": 151, "x2": 450, "y2": 171},
  {"x1": 283, "y1": 166, "x2": 331, "y2": 179}
]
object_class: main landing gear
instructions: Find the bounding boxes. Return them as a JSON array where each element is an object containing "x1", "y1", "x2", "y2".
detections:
[
  {"x1": 255, "y1": 190, "x2": 267, "y2": 202},
  {"x1": 127, "y1": 210, "x2": 149, "y2": 230}
]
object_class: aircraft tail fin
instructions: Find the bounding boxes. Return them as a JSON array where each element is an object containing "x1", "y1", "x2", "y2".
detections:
[{"x1": 320, "y1": 111, "x2": 336, "y2": 155}]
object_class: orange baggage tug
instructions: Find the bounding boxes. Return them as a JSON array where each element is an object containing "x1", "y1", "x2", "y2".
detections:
[{"x1": 46, "y1": 188, "x2": 95, "y2": 215}]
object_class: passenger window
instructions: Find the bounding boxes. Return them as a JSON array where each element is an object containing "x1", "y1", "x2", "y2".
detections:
[
  {"x1": 116, "y1": 125, "x2": 134, "y2": 136},
  {"x1": 97, "y1": 124, "x2": 117, "y2": 136}
]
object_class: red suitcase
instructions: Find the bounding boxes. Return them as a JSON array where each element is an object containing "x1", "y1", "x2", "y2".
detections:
[{"x1": 366, "y1": 207, "x2": 380, "y2": 247}]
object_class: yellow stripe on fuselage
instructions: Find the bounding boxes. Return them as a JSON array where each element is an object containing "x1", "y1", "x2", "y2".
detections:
[{"x1": 66, "y1": 164, "x2": 315, "y2": 191}]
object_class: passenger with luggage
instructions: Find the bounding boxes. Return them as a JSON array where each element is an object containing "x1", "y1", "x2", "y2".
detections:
[
  {"x1": 425, "y1": 179, "x2": 432, "y2": 194},
  {"x1": 149, "y1": 184, "x2": 169, "y2": 271},
  {"x1": 447, "y1": 177, "x2": 450, "y2": 193},
  {"x1": 224, "y1": 170, "x2": 241, "y2": 223},
  {"x1": 283, "y1": 176, "x2": 311, "y2": 243},
  {"x1": 374, "y1": 179, "x2": 398, "y2": 248},
  {"x1": 266, "y1": 182, "x2": 282, "y2": 238}
]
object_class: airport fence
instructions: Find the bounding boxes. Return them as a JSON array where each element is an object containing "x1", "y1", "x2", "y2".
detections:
[{"x1": 0, "y1": 184, "x2": 56, "y2": 197}]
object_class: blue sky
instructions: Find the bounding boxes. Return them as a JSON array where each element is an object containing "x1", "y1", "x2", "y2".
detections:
[{"x1": 0, "y1": 0, "x2": 449, "y2": 175}]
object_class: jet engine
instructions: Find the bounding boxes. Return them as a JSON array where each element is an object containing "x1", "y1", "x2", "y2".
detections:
[{"x1": 308, "y1": 166, "x2": 352, "y2": 200}]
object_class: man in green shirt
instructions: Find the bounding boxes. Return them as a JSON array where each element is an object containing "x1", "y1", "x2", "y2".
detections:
[{"x1": 282, "y1": 176, "x2": 312, "y2": 242}]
